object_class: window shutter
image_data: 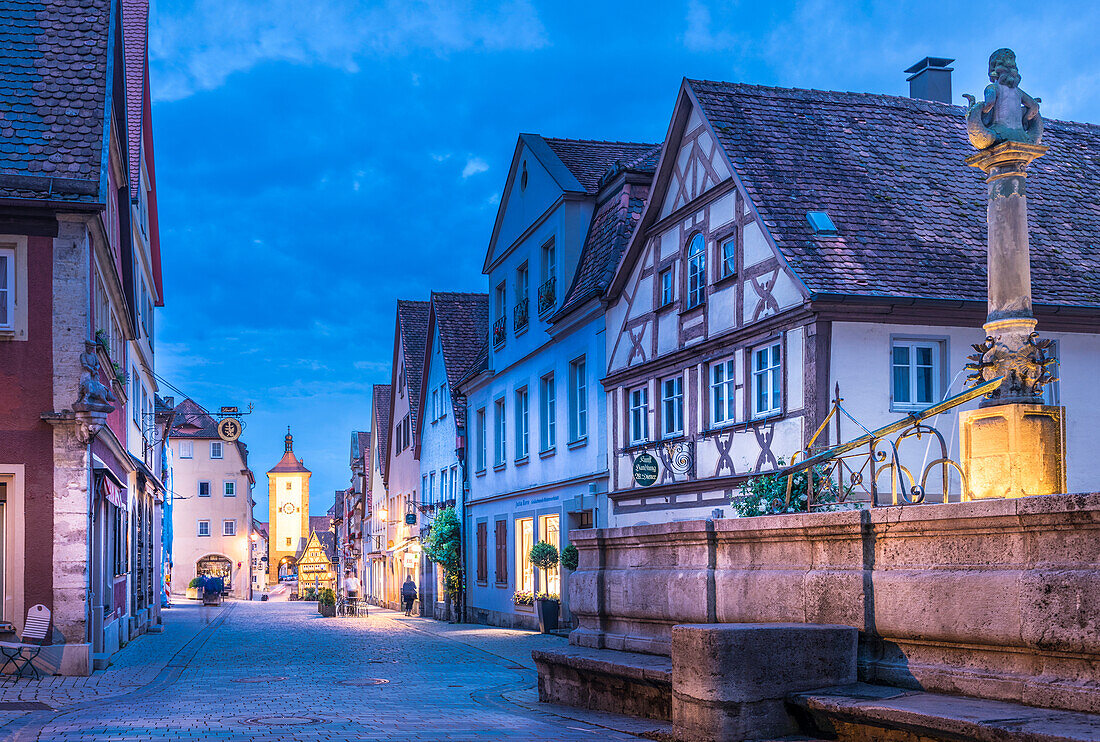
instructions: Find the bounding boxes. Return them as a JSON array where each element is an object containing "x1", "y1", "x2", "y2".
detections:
[
  {"x1": 495, "y1": 520, "x2": 507, "y2": 585},
  {"x1": 476, "y1": 522, "x2": 487, "y2": 583}
]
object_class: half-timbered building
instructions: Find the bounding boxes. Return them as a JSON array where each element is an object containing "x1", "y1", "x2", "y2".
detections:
[{"x1": 604, "y1": 76, "x2": 1100, "y2": 527}]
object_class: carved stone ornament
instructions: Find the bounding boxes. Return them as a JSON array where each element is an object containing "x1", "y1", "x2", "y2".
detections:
[
  {"x1": 964, "y1": 48, "x2": 1043, "y2": 150},
  {"x1": 965, "y1": 329, "x2": 1057, "y2": 406},
  {"x1": 74, "y1": 341, "x2": 116, "y2": 442}
]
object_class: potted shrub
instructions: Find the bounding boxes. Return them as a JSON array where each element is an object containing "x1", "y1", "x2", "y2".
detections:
[
  {"x1": 202, "y1": 576, "x2": 224, "y2": 606},
  {"x1": 529, "y1": 541, "x2": 560, "y2": 633},
  {"x1": 318, "y1": 588, "x2": 336, "y2": 618},
  {"x1": 186, "y1": 577, "x2": 204, "y2": 600},
  {"x1": 560, "y1": 544, "x2": 579, "y2": 572}
]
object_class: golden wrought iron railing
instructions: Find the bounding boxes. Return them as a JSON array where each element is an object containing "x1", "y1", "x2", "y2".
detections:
[{"x1": 773, "y1": 376, "x2": 1004, "y2": 510}]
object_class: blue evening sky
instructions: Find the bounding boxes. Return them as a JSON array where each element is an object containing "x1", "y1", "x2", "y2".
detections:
[{"x1": 150, "y1": 0, "x2": 1100, "y2": 520}]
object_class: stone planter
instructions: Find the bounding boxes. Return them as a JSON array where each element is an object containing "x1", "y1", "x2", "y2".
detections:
[
  {"x1": 535, "y1": 598, "x2": 559, "y2": 633},
  {"x1": 319, "y1": 603, "x2": 336, "y2": 618},
  {"x1": 185, "y1": 587, "x2": 200, "y2": 600},
  {"x1": 202, "y1": 590, "x2": 221, "y2": 606}
]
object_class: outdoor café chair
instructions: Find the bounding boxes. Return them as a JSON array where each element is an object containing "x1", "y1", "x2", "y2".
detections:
[{"x1": 0, "y1": 605, "x2": 51, "y2": 680}]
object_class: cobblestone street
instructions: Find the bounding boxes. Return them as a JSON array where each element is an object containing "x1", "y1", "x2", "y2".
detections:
[{"x1": 0, "y1": 602, "x2": 666, "y2": 741}]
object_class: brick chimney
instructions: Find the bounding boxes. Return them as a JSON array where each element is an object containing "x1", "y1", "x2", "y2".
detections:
[{"x1": 905, "y1": 57, "x2": 954, "y2": 104}]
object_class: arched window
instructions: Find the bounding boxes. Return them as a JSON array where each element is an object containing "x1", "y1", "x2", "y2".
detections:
[{"x1": 687, "y1": 234, "x2": 706, "y2": 308}]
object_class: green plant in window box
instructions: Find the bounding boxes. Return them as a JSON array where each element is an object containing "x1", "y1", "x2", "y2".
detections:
[
  {"x1": 560, "y1": 544, "x2": 579, "y2": 571},
  {"x1": 95, "y1": 329, "x2": 110, "y2": 356},
  {"x1": 112, "y1": 362, "x2": 126, "y2": 386},
  {"x1": 732, "y1": 458, "x2": 859, "y2": 517}
]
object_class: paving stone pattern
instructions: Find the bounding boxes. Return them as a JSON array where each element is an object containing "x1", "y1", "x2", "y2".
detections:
[{"x1": 0, "y1": 601, "x2": 659, "y2": 741}]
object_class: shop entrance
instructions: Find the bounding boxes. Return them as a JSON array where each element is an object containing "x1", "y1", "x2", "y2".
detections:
[{"x1": 196, "y1": 554, "x2": 232, "y2": 583}]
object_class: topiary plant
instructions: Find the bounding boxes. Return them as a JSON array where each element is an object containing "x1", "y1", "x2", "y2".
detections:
[
  {"x1": 188, "y1": 577, "x2": 205, "y2": 589},
  {"x1": 319, "y1": 588, "x2": 336, "y2": 606},
  {"x1": 560, "y1": 543, "x2": 579, "y2": 571},
  {"x1": 529, "y1": 541, "x2": 559, "y2": 577}
]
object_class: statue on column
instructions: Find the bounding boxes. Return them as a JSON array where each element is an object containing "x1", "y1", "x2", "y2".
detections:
[{"x1": 964, "y1": 48, "x2": 1043, "y2": 149}]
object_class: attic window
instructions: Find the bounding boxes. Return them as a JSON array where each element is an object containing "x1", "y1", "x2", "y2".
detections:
[
  {"x1": 806, "y1": 211, "x2": 837, "y2": 235},
  {"x1": 521, "y1": 161, "x2": 528, "y2": 191}
]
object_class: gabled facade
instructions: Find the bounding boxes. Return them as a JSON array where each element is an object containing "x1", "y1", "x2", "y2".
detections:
[
  {"x1": 167, "y1": 398, "x2": 255, "y2": 599},
  {"x1": 461, "y1": 135, "x2": 657, "y2": 629},
  {"x1": 416, "y1": 291, "x2": 489, "y2": 619},
  {"x1": 0, "y1": 0, "x2": 168, "y2": 674},
  {"x1": 383, "y1": 300, "x2": 429, "y2": 609},
  {"x1": 603, "y1": 78, "x2": 1100, "y2": 527},
  {"x1": 365, "y1": 385, "x2": 390, "y2": 603},
  {"x1": 295, "y1": 529, "x2": 335, "y2": 597}
]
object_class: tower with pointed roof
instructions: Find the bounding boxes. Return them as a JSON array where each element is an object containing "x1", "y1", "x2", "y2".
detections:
[{"x1": 266, "y1": 428, "x2": 312, "y2": 585}]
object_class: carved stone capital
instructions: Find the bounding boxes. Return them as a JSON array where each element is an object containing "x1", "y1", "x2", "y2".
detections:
[
  {"x1": 965, "y1": 319, "x2": 1057, "y2": 407},
  {"x1": 965, "y1": 141, "x2": 1048, "y2": 177}
]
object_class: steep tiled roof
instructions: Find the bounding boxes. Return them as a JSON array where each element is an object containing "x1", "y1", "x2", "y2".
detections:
[
  {"x1": 556, "y1": 176, "x2": 655, "y2": 319},
  {"x1": 372, "y1": 384, "x2": 391, "y2": 475},
  {"x1": 0, "y1": 0, "x2": 111, "y2": 200},
  {"x1": 253, "y1": 521, "x2": 268, "y2": 540},
  {"x1": 688, "y1": 80, "x2": 1100, "y2": 307},
  {"x1": 544, "y1": 138, "x2": 661, "y2": 194},
  {"x1": 430, "y1": 291, "x2": 489, "y2": 428},
  {"x1": 309, "y1": 515, "x2": 333, "y2": 534},
  {"x1": 121, "y1": 0, "x2": 147, "y2": 193},
  {"x1": 396, "y1": 300, "x2": 430, "y2": 435},
  {"x1": 268, "y1": 429, "x2": 310, "y2": 474},
  {"x1": 169, "y1": 398, "x2": 217, "y2": 438}
]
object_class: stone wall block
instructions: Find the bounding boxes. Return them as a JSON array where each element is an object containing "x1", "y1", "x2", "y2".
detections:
[
  {"x1": 1018, "y1": 569, "x2": 1100, "y2": 654},
  {"x1": 803, "y1": 568, "x2": 867, "y2": 629},
  {"x1": 871, "y1": 569, "x2": 1022, "y2": 646},
  {"x1": 671, "y1": 623, "x2": 857, "y2": 741},
  {"x1": 714, "y1": 569, "x2": 806, "y2": 623}
]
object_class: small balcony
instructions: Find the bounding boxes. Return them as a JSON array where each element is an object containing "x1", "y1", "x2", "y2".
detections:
[
  {"x1": 493, "y1": 316, "x2": 507, "y2": 346},
  {"x1": 514, "y1": 297, "x2": 529, "y2": 331},
  {"x1": 538, "y1": 277, "x2": 556, "y2": 314}
]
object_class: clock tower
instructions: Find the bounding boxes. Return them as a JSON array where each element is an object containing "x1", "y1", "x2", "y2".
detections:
[{"x1": 267, "y1": 428, "x2": 311, "y2": 585}]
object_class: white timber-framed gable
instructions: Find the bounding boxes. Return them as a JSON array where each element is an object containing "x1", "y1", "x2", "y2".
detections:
[{"x1": 602, "y1": 81, "x2": 814, "y2": 523}]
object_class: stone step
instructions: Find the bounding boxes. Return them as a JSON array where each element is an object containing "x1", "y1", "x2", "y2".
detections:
[
  {"x1": 532, "y1": 645, "x2": 672, "y2": 721},
  {"x1": 790, "y1": 683, "x2": 1100, "y2": 742}
]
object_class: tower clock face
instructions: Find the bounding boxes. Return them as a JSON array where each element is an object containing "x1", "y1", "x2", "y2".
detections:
[{"x1": 281, "y1": 502, "x2": 296, "y2": 515}]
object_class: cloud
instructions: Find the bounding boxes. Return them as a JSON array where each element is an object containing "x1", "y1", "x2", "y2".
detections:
[
  {"x1": 682, "y1": 0, "x2": 742, "y2": 52},
  {"x1": 461, "y1": 156, "x2": 489, "y2": 178},
  {"x1": 150, "y1": 0, "x2": 549, "y2": 101}
]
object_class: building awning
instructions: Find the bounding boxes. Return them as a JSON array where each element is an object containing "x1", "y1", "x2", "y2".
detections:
[
  {"x1": 92, "y1": 457, "x2": 126, "y2": 509},
  {"x1": 129, "y1": 453, "x2": 167, "y2": 496}
]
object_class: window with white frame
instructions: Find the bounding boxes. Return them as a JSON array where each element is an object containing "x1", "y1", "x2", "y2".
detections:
[
  {"x1": 223, "y1": 519, "x2": 236, "y2": 536},
  {"x1": 495, "y1": 282, "x2": 506, "y2": 321},
  {"x1": 198, "y1": 481, "x2": 210, "y2": 497},
  {"x1": 687, "y1": 234, "x2": 706, "y2": 308},
  {"x1": 476, "y1": 407, "x2": 487, "y2": 471},
  {"x1": 179, "y1": 440, "x2": 193, "y2": 459},
  {"x1": 515, "y1": 386, "x2": 529, "y2": 459},
  {"x1": 210, "y1": 441, "x2": 223, "y2": 459},
  {"x1": 440, "y1": 468, "x2": 448, "y2": 504},
  {"x1": 720, "y1": 236, "x2": 736, "y2": 278},
  {"x1": 439, "y1": 382, "x2": 447, "y2": 418},
  {"x1": 432, "y1": 388, "x2": 439, "y2": 422},
  {"x1": 662, "y1": 376, "x2": 684, "y2": 438},
  {"x1": 752, "y1": 342, "x2": 782, "y2": 417},
  {"x1": 891, "y1": 339, "x2": 941, "y2": 410},
  {"x1": 629, "y1": 386, "x2": 649, "y2": 445},
  {"x1": 429, "y1": 472, "x2": 436, "y2": 505},
  {"x1": 197, "y1": 520, "x2": 210, "y2": 537},
  {"x1": 540, "y1": 373, "x2": 556, "y2": 451},
  {"x1": 710, "y1": 357, "x2": 737, "y2": 426},
  {"x1": 0, "y1": 247, "x2": 13, "y2": 330},
  {"x1": 660, "y1": 267, "x2": 674, "y2": 306},
  {"x1": 223, "y1": 481, "x2": 236, "y2": 497},
  {"x1": 569, "y1": 357, "x2": 587, "y2": 442},
  {"x1": 494, "y1": 398, "x2": 506, "y2": 466},
  {"x1": 450, "y1": 464, "x2": 458, "y2": 499}
]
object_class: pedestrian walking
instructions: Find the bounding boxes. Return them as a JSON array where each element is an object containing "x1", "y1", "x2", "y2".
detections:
[
  {"x1": 401, "y1": 575, "x2": 417, "y2": 616},
  {"x1": 343, "y1": 571, "x2": 361, "y2": 601}
]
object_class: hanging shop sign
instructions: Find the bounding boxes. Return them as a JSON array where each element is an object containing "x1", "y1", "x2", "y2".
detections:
[
  {"x1": 217, "y1": 417, "x2": 242, "y2": 442},
  {"x1": 404, "y1": 553, "x2": 417, "y2": 569},
  {"x1": 405, "y1": 512, "x2": 417, "y2": 525},
  {"x1": 633, "y1": 453, "x2": 659, "y2": 487}
]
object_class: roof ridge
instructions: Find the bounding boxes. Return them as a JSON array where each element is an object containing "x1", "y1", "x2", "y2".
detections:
[
  {"x1": 431, "y1": 290, "x2": 490, "y2": 300},
  {"x1": 686, "y1": 78, "x2": 1100, "y2": 130},
  {"x1": 542, "y1": 136, "x2": 660, "y2": 147}
]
